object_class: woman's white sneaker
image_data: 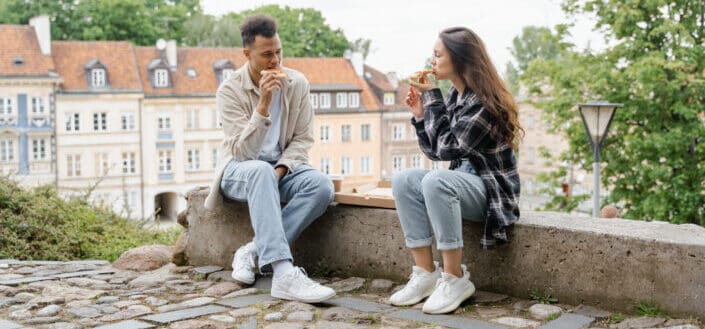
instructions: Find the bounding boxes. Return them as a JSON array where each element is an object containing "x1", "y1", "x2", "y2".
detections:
[
  {"x1": 422, "y1": 264, "x2": 475, "y2": 314},
  {"x1": 231, "y1": 241, "x2": 256, "y2": 285},
  {"x1": 389, "y1": 262, "x2": 441, "y2": 306},
  {"x1": 271, "y1": 267, "x2": 336, "y2": 303}
]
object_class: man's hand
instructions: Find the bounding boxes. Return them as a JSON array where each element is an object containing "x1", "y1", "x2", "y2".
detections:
[
  {"x1": 256, "y1": 72, "x2": 283, "y2": 117},
  {"x1": 275, "y1": 166, "x2": 288, "y2": 181}
]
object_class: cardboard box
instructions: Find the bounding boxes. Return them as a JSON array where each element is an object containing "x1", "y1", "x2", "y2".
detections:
[{"x1": 334, "y1": 181, "x2": 396, "y2": 209}]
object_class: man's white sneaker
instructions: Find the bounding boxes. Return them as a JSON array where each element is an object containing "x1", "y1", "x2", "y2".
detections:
[
  {"x1": 271, "y1": 267, "x2": 336, "y2": 303},
  {"x1": 422, "y1": 264, "x2": 475, "y2": 314},
  {"x1": 231, "y1": 241, "x2": 256, "y2": 285},
  {"x1": 389, "y1": 262, "x2": 441, "y2": 306}
]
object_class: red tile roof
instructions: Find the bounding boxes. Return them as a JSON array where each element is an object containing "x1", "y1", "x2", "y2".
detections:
[
  {"x1": 135, "y1": 47, "x2": 247, "y2": 95},
  {"x1": 0, "y1": 25, "x2": 55, "y2": 76},
  {"x1": 52, "y1": 41, "x2": 141, "y2": 91},
  {"x1": 364, "y1": 64, "x2": 395, "y2": 91}
]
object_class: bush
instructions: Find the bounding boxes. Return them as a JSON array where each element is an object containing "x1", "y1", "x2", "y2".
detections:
[{"x1": 0, "y1": 177, "x2": 181, "y2": 262}]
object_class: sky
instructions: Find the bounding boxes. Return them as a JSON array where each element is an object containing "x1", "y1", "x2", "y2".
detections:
[{"x1": 202, "y1": 0, "x2": 606, "y2": 77}]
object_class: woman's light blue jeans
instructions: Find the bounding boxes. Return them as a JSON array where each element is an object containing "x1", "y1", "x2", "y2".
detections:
[
  {"x1": 392, "y1": 164, "x2": 487, "y2": 250},
  {"x1": 220, "y1": 160, "x2": 334, "y2": 271}
]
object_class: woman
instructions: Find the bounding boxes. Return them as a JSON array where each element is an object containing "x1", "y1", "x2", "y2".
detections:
[{"x1": 390, "y1": 27, "x2": 522, "y2": 314}]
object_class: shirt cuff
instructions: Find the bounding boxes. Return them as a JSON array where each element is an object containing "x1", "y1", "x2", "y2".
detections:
[{"x1": 250, "y1": 110, "x2": 272, "y2": 128}]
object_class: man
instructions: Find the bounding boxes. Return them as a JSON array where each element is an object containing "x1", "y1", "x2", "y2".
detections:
[{"x1": 204, "y1": 14, "x2": 336, "y2": 303}]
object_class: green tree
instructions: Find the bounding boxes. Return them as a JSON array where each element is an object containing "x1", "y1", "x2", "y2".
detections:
[
  {"x1": 0, "y1": 0, "x2": 198, "y2": 45},
  {"x1": 183, "y1": 14, "x2": 242, "y2": 47},
  {"x1": 523, "y1": 0, "x2": 705, "y2": 225},
  {"x1": 230, "y1": 5, "x2": 350, "y2": 57},
  {"x1": 504, "y1": 26, "x2": 567, "y2": 95},
  {"x1": 349, "y1": 38, "x2": 373, "y2": 60}
]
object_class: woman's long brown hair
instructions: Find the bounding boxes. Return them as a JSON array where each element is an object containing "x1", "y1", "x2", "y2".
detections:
[{"x1": 439, "y1": 27, "x2": 524, "y2": 145}]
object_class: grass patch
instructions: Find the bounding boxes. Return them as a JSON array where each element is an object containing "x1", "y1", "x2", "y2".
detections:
[
  {"x1": 529, "y1": 289, "x2": 559, "y2": 304},
  {"x1": 546, "y1": 313, "x2": 561, "y2": 321},
  {"x1": 0, "y1": 177, "x2": 180, "y2": 262},
  {"x1": 635, "y1": 302, "x2": 669, "y2": 318},
  {"x1": 609, "y1": 313, "x2": 625, "y2": 323}
]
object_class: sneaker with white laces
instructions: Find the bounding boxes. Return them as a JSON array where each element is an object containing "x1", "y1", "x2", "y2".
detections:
[
  {"x1": 422, "y1": 264, "x2": 475, "y2": 314},
  {"x1": 231, "y1": 241, "x2": 256, "y2": 285},
  {"x1": 389, "y1": 261, "x2": 441, "y2": 306},
  {"x1": 271, "y1": 267, "x2": 336, "y2": 303}
]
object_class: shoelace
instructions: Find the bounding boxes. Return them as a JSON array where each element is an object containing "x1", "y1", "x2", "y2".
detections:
[
  {"x1": 290, "y1": 267, "x2": 317, "y2": 288},
  {"x1": 403, "y1": 271, "x2": 426, "y2": 292}
]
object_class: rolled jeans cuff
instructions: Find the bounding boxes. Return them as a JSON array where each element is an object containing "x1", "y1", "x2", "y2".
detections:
[{"x1": 405, "y1": 237, "x2": 433, "y2": 249}]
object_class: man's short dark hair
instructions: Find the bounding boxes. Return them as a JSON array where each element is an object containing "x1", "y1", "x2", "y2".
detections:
[{"x1": 240, "y1": 14, "x2": 278, "y2": 47}]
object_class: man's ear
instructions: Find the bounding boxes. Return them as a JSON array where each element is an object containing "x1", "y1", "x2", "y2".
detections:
[{"x1": 243, "y1": 48, "x2": 250, "y2": 60}]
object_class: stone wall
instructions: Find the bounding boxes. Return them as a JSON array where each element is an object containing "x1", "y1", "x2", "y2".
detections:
[{"x1": 177, "y1": 188, "x2": 705, "y2": 319}]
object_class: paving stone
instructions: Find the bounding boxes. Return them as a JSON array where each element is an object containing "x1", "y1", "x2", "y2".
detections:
[
  {"x1": 44, "y1": 322, "x2": 82, "y2": 329},
  {"x1": 387, "y1": 309, "x2": 454, "y2": 325},
  {"x1": 656, "y1": 325, "x2": 701, "y2": 329},
  {"x1": 329, "y1": 277, "x2": 365, "y2": 292},
  {"x1": 129, "y1": 264, "x2": 179, "y2": 288},
  {"x1": 204, "y1": 281, "x2": 241, "y2": 296},
  {"x1": 573, "y1": 305, "x2": 611, "y2": 320},
  {"x1": 36, "y1": 304, "x2": 62, "y2": 316},
  {"x1": 31, "y1": 295, "x2": 65, "y2": 305},
  {"x1": 287, "y1": 311, "x2": 315, "y2": 322},
  {"x1": 66, "y1": 260, "x2": 111, "y2": 266},
  {"x1": 265, "y1": 312, "x2": 284, "y2": 321},
  {"x1": 9, "y1": 308, "x2": 32, "y2": 320},
  {"x1": 167, "y1": 319, "x2": 230, "y2": 329},
  {"x1": 492, "y1": 317, "x2": 541, "y2": 328},
  {"x1": 471, "y1": 291, "x2": 510, "y2": 304},
  {"x1": 529, "y1": 304, "x2": 563, "y2": 320},
  {"x1": 217, "y1": 293, "x2": 274, "y2": 308},
  {"x1": 370, "y1": 279, "x2": 394, "y2": 292},
  {"x1": 193, "y1": 266, "x2": 224, "y2": 276},
  {"x1": 0, "y1": 296, "x2": 20, "y2": 307},
  {"x1": 171, "y1": 266, "x2": 194, "y2": 274},
  {"x1": 113, "y1": 300, "x2": 142, "y2": 309},
  {"x1": 0, "y1": 285, "x2": 18, "y2": 296},
  {"x1": 612, "y1": 317, "x2": 667, "y2": 329},
  {"x1": 95, "y1": 304, "x2": 120, "y2": 314},
  {"x1": 145, "y1": 296, "x2": 168, "y2": 306},
  {"x1": 0, "y1": 276, "x2": 53, "y2": 286},
  {"x1": 0, "y1": 273, "x2": 24, "y2": 280},
  {"x1": 321, "y1": 306, "x2": 368, "y2": 322},
  {"x1": 0, "y1": 319, "x2": 24, "y2": 329},
  {"x1": 264, "y1": 323, "x2": 305, "y2": 329},
  {"x1": 310, "y1": 320, "x2": 372, "y2": 329},
  {"x1": 209, "y1": 314, "x2": 237, "y2": 323},
  {"x1": 97, "y1": 296, "x2": 120, "y2": 304},
  {"x1": 157, "y1": 296, "x2": 216, "y2": 312},
  {"x1": 475, "y1": 306, "x2": 512, "y2": 319},
  {"x1": 540, "y1": 313, "x2": 594, "y2": 329},
  {"x1": 230, "y1": 306, "x2": 261, "y2": 318},
  {"x1": 13, "y1": 292, "x2": 36, "y2": 302},
  {"x1": 207, "y1": 270, "x2": 238, "y2": 282},
  {"x1": 42, "y1": 283, "x2": 106, "y2": 302},
  {"x1": 254, "y1": 276, "x2": 273, "y2": 290},
  {"x1": 323, "y1": 296, "x2": 393, "y2": 313},
  {"x1": 280, "y1": 301, "x2": 316, "y2": 313},
  {"x1": 223, "y1": 287, "x2": 259, "y2": 298},
  {"x1": 23, "y1": 316, "x2": 63, "y2": 324},
  {"x1": 66, "y1": 299, "x2": 92, "y2": 308},
  {"x1": 238, "y1": 317, "x2": 257, "y2": 329},
  {"x1": 141, "y1": 305, "x2": 230, "y2": 324},
  {"x1": 52, "y1": 269, "x2": 116, "y2": 279},
  {"x1": 100, "y1": 304, "x2": 153, "y2": 321},
  {"x1": 93, "y1": 319, "x2": 156, "y2": 329},
  {"x1": 67, "y1": 306, "x2": 102, "y2": 318},
  {"x1": 512, "y1": 300, "x2": 539, "y2": 312},
  {"x1": 442, "y1": 316, "x2": 512, "y2": 329}
]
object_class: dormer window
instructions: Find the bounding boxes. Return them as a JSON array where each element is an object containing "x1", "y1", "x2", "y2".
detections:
[
  {"x1": 154, "y1": 69, "x2": 169, "y2": 88},
  {"x1": 12, "y1": 56, "x2": 24, "y2": 66},
  {"x1": 384, "y1": 92, "x2": 395, "y2": 105},
  {"x1": 213, "y1": 59, "x2": 236, "y2": 84},
  {"x1": 91, "y1": 69, "x2": 106, "y2": 88},
  {"x1": 187, "y1": 68, "x2": 197, "y2": 78}
]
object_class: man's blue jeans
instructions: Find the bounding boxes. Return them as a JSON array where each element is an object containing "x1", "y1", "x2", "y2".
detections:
[{"x1": 220, "y1": 160, "x2": 334, "y2": 272}]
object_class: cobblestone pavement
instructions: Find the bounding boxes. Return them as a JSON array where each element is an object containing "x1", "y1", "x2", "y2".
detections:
[{"x1": 0, "y1": 260, "x2": 701, "y2": 329}]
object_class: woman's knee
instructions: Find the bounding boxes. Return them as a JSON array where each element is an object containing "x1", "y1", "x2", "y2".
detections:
[
  {"x1": 392, "y1": 169, "x2": 425, "y2": 194},
  {"x1": 421, "y1": 171, "x2": 455, "y2": 199}
]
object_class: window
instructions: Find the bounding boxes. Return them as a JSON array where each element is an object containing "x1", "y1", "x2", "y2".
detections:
[
  {"x1": 158, "y1": 114, "x2": 171, "y2": 131},
  {"x1": 341, "y1": 157, "x2": 352, "y2": 176},
  {"x1": 187, "y1": 68, "x2": 197, "y2": 78},
  {"x1": 361, "y1": 124, "x2": 371, "y2": 141},
  {"x1": 32, "y1": 139, "x2": 47, "y2": 160},
  {"x1": 154, "y1": 69, "x2": 169, "y2": 88},
  {"x1": 186, "y1": 110, "x2": 199, "y2": 130},
  {"x1": 31, "y1": 97, "x2": 44, "y2": 114},
  {"x1": 222, "y1": 69, "x2": 235, "y2": 81},
  {"x1": 348, "y1": 93, "x2": 360, "y2": 108},
  {"x1": 341, "y1": 125, "x2": 351, "y2": 142},
  {"x1": 360, "y1": 156, "x2": 371, "y2": 175},
  {"x1": 320, "y1": 158, "x2": 331, "y2": 175},
  {"x1": 121, "y1": 113, "x2": 136, "y2": 131},
  {"x1": 212, "y1": 149, "x2": 218, "y2": 169},
  {"x1": 91, "y1": 69, "x2": 106, "y2": 87},
  {"x1": 319, "y1": 93, "x2": 331, "y2": 109},
  {"x1": 67, "y1": 154, "x2": 81, "y2": 177},
  {"x1": 336, "y1": 92, "x2": 347, "y2": 108},
  {"x1": 309, "y1": 93, "x2": 318, "y2": 109},
  {"x1": 392, "y1": 124, "x2": 405, "y2": 141},
  {"x1": 93, "y1": 112, "x2": 107, "y2": 131},
  {"x1": 97, "y1": 153, "x2": 110, "y2": 176},
  {"x1": 320, "y1": 125, "x2": 331, "y2": 143},
  {"x1": 187, "y1": 149, "x2": 200, "y2": 171},
  {"x1": 128, "y1": 190, "x2": 138, "y2": 210},
  {"x1": 158, "y1": 150, "x2": 172, "y2": 173},
  {"x1": 392, "y1": 156, "x2": 405, "y2": 174},
  {"x1": 384, "y1": 92, "x2": 395, "y2": 105},
  {"x1": 122, "y1": 152, "x2": 136, "y2": 174},
  {"x1": 412, "y1": 154, "x2": 423, "y2": 169},
  {"x1": 0, "y1": 97, "x2": 12, "y2": 116},
  {"x1": 526, "y1": 147, "x2": 535, "y2": 164},
  {"x1": 0, "y1": 139, "x2": 14, "y2": 162},
  {"x1": 65, "y1": 113, "x2": 80, "y2": 131}
]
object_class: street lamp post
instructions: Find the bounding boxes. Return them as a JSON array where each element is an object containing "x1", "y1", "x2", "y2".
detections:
[{"x1": 577, "y1": 100, "x2": 622, "y2": 218}]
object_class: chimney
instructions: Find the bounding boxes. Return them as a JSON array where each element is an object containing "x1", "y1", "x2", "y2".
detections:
[
  {"x1": 29, "y1": 15, "x2": 51, "y2": 55},
  {"x1": 386, "y1": 71, "x2": 399, "y2": 89},
  {"x1": 350, "y1": 51, "x2": 364, "y2": 77},
  {"x1": 166, "y1": 40, "x2": 177, "y2": 69}
]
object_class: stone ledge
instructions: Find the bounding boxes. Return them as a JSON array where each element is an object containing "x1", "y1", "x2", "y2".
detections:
[{"x1": 179, "y1": 188, "x2": 705, "y2": 319}]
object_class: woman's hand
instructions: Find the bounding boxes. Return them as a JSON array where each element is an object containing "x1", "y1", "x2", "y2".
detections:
[{"x1": 405, "y1": 87, "x2": 424, "y2": 119}]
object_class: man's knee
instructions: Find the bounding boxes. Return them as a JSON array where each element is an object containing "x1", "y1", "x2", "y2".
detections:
[
  {"x1": 242, "y1": 160, "x2": 277, "y2": 182},
  {"x1": 306, "y1": 171, "x2": 334, "y2": 203}
]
